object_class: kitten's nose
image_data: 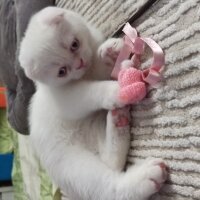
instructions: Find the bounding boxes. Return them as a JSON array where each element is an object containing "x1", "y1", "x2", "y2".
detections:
[{"x1": 76, "y1": 58, "x2": 85, "y2": 70}]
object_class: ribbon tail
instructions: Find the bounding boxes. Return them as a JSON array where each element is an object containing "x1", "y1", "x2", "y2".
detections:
[
  {"x1": 142, "y1": 69, "x2": 163, "y2": 86},
  {"x1": 141, "y1": 37, "x2": 165, "y2": 72}
]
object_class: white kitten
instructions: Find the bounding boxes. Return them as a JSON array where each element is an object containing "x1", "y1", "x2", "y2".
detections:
[{"x1": 19, "y1": 7, "x2": 167, "y2": 200}]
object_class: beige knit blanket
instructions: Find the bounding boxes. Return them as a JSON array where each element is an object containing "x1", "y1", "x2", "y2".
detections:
[{"x1": 57, "y1": 0, "x2": 200, "y2": 199}]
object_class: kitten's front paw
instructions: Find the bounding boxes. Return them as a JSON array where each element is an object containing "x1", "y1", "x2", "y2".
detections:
[
  {"x1": 103, "y1": 82, "x2": 125, "y2": 110},
  {"x1": 111, "y1": 107, "x2": 130, "y2": 127},
  {"x1": 118, "y1": 158, "x2": 168, "y2": 200},
  {"x1": 98, "y1": 38, "x2": 124, "y2": 66}
]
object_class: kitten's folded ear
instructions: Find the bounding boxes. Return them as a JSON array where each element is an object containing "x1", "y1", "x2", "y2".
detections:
[
  {"x1": 39, "y1": 7, "x2": 65, "y2": 25},
  {"x1": 18, "y1": 53, "x2": 36, "y2": 80},
  {"x1": 19, "y1": 43, "x2": 40, "y2": 81}
]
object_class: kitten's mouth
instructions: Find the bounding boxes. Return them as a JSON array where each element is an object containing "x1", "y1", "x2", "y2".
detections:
[{"x1": 76, "y1": 59, "x2": 86, "y2": 70}]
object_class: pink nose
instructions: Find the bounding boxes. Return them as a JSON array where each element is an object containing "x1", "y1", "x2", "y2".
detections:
[{"x1": 76, "y1": 58, "x2": 85, "y2": 70}]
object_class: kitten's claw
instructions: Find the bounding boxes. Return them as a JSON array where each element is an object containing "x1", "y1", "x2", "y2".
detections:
[{"x1": 98, "y1": 38, "x2": 124, "y2": 66}]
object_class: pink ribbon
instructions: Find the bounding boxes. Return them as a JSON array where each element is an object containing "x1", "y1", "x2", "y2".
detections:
[{"x1": 111, "y1": 23, "x2": 165, "y2": 87}]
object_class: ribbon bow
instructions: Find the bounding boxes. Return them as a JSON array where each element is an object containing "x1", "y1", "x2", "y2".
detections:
[{"x1": 111, "y1": 23, "x2": 165, "y2": 87}]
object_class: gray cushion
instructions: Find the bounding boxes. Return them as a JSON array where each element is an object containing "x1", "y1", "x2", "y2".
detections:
[{"x1": 0, "y1": 0, "x2": 55, "y2": 134}]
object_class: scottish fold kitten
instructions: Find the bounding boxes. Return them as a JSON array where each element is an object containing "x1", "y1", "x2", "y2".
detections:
[{"x1": 19, "y1": 7, "x2": 167, "y2": 200}]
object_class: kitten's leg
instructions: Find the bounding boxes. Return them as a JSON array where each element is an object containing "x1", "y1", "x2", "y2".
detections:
[
  {"x1": 38, "y1": 139, "x2": 167, "y2": 200},
  {"x1": 98, "y1": 38, "x2": 130, "y2": 171},
  {"x1": 98, "y1": 38, "x2": 124, "y2": 66},
  {"x1": 101, "y1": 107, "x2": 130, "y2": 171},
  {"x1": 61, "y1": 80, "x2": 125, "y2": 119},
  {"x1": 40, "y1": 146, "x2": 115, "y2": 200}
]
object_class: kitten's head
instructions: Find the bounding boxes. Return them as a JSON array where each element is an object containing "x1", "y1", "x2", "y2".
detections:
[{"x1": 19, "y1": 7, "x2": 94, "y2": 87}]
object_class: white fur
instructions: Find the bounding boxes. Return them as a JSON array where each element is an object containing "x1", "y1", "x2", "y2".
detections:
[{"x1": 19, "y1": 7, "x2": 166, "y2": 200}]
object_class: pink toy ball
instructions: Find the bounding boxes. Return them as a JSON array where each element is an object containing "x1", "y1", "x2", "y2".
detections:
[
  {"x1": 118, "y1": 68, "x2": 143, "y2": 87},
  {"x1": 118, "y1": 68, "x2": 146, "y2": 104}
]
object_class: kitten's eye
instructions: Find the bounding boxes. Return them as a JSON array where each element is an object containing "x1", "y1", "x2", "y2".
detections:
[
  {"x1": 58, "y1": 66, "x2": 67, "y2": 77},
  {"x1": 70, "y1": 38, "x2": 79, "y2": 52}
]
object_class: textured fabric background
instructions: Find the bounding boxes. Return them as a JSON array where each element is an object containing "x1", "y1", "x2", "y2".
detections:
[
  {"x1": 129, "y1": 0, "x2": 200, "y2": 199},
  {"x1": 56, "y1": 0, "x2": 150, "y2": 37},
  {"x1": 56, "y1": 0, "x2": 200, "y2": 199}
]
